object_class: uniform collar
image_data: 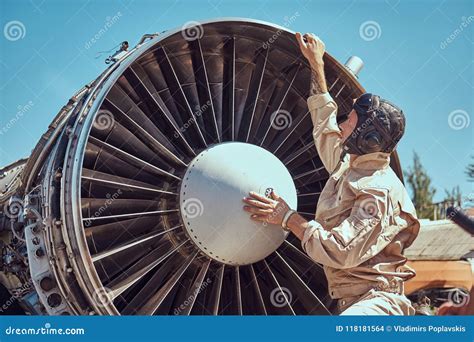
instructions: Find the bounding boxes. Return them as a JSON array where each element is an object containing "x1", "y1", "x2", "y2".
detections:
[{"x1": 349, "y1": 151, "x2": 391, "y2": 171}]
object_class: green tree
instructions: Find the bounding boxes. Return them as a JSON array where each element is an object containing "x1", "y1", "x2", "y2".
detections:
[
  {"x1": 443, "y1": 185, "x2": 462, "y2": 206},
  {"x1": 404, "y1": 152, "x2": 437, "y2": 219}
]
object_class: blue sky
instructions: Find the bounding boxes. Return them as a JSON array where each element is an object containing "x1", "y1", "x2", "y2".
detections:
[{"x1": 0, "y1": 0, "x2": 472, "y2": 203}]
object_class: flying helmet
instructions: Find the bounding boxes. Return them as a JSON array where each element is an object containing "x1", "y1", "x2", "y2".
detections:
[{"x1": 341, "y1": 93, "x2": 406, "y2": 155}]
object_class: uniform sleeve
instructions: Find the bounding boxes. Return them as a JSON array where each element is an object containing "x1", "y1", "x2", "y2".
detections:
[
  {"x1": 301, "y1": 187, "x2": 394, "y2": 269},
  {"x1": 307, "y1": 93, "x2": 343, "y2": 174}
]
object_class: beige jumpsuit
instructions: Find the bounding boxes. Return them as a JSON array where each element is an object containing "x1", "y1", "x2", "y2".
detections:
[{"x1": 303, "y1": 93, "x2": 420, "y2": 315}]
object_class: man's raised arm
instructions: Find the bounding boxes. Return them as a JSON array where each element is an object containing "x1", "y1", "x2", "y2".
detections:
[{"x1": 296, "y1": 33, "x2": 343, "y2": 174}]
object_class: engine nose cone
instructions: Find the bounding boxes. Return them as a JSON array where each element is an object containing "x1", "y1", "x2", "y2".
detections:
[{"x1": 179, "y1": 142, "x2": 297, "y2": 265}]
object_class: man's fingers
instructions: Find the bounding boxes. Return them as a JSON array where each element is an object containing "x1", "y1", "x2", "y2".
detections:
[
  {"x1": 304, "y1": 33, "x2": 324, "y2": 48},
  {"x1": 249, "y1": 191, "x2": 272, "y2": 204},
  {"x1": 242, "y1": 197, "x2": 272, "y2": 209},
  {"x1": 243, "y1": 206, "x2": 272, "y2": 215},
  {"x1": 270, "y1": 190, "x2": 280, "y2": 201},
  {"x1": 304, "y1": 33, "x2": 318, "y2": 44},
  {"x1": 295, "y1": 32, "x2": 307, "y2": 50},
  {"x1": 250, "y1": 214, "x2": 267, "y2": 222},
  {"x1": 303, "y1": 33, "x2": 313, "y2": 41}
]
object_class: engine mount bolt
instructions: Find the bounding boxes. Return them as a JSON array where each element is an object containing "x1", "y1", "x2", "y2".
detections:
[{"x1": 35, "y1": 248, "x2": 45, "y2": 258}]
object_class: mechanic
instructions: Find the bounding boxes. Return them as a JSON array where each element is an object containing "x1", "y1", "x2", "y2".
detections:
[{"x1": 242, "y1": 33, "x2": 420, "y2": 315}]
